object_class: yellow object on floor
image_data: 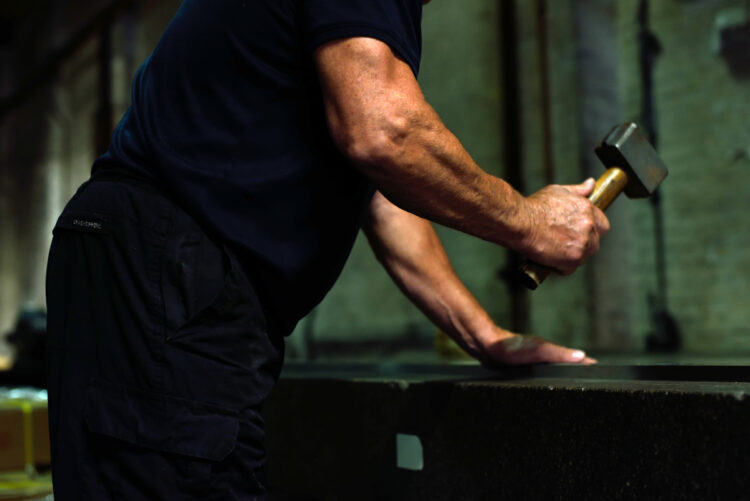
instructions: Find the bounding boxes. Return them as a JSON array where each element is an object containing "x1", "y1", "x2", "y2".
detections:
[
  {"x1": 0, "y1": 389, "x2": 51, "y2": 500},
  {"x1": 0, "y1": 389, "x2": 49, "y2": 475},
  {"x1": 0, "y1": 471, "x2": 52, "y2": 500},
  {"x1": 434, "y1": 329, "x2": 472, "y2": 360}
]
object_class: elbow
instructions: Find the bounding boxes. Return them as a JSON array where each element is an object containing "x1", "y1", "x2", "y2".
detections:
[{"x1": 333, "y1": 111, "x2": 411, "y2": 173}]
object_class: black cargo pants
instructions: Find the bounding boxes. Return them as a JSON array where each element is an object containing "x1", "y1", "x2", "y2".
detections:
[{"x1": 46, "y1": 172, "x2": 284, "y2": 500}]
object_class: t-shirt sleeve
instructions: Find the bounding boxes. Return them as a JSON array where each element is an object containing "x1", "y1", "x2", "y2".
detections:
[{"x1": 302, "y1": 0, "x2": 423, "y2": 76}]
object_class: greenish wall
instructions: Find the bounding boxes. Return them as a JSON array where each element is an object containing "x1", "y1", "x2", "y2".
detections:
[
  {"x1": 514, "y1": 0, "x2": 591, "y2": 350},
  {"x1": 0, "y1": 1, "x2": 180, "y2": 338},
  {"x1": 302, "y1": 0, "x2": 750, "y2": 357},
  {"x1": 289, "y1": 0, "x2": 510, "y2": 356},
  {"x1": 617, "y1": 0, "x2": 750, "y2": 351},
  {"x1": 2, "y1": 0, "x2": 749, "y2": 359}
]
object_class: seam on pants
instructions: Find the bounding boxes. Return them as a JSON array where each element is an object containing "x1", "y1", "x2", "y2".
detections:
[{"x1": 145, "y1": 193, "x2": 178, "y2": 394}]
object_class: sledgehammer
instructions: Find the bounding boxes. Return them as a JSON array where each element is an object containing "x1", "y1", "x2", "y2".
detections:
[{"x1": 519, "y1": 122, "x2": 668, "y2": 290}]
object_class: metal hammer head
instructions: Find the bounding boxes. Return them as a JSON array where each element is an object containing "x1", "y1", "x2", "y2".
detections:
[{"x1": 594, "y1": 122, "x2": 668, "y2": 198}]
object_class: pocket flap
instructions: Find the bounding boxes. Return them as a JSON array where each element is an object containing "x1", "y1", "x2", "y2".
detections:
[{"x1": 84, "y1": 378, "x2": 239, "y2": 461}]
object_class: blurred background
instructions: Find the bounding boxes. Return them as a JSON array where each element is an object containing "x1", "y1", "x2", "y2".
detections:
[{"x1": 1, "y1": 0, "x2": 749, "y2": 370}]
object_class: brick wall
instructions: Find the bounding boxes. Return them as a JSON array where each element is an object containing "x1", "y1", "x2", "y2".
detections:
[
  {"x1": 2, "y1": 0, "x2": 749, "y2": 358},
  {"x1": 297, "y1": 0, "x2": 510, "y2": 353},
  {"x1": 617, "y1": 0, "x2": 750, "y2": 351},
  {"x1": 0, "y1": 2, "x2": 178, "y2": 336}
]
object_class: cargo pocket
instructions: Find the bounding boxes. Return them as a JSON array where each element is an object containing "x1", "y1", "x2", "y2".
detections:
[
  {"x1": 161, "y1": 229, "x2": 230, "y2": 336},
  {"x1": 161, "y1": 227, "x2": 259, "y2": 341},
  {"x1": 83, "y1": 378, "x2": 239, "y2": 498}
]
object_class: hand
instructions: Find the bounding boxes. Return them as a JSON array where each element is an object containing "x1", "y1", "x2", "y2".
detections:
[
  {"x1": 480, "y1": 329, "x2": 597, "y2": 366},
  {"x1": 519, "y1": 178, "x2": 610, "y2": 274}
]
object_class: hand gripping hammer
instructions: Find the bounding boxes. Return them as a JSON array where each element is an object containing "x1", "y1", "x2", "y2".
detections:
[{"x1": 519, "y1": 122, "x2": 669, "y2": 290}]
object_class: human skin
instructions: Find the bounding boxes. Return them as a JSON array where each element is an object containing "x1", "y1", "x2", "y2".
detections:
[
  {"x1": 315, "y1": 37, "x2": 607, "y2": 363},
  {"x1": 363, "y1": 191, "x2": 596, "y2": 365},
  {"x1": 315, "y1": 38, "x2": 609, "y2": 275}
]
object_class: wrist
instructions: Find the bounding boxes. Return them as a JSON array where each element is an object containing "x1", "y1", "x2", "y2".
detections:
[
  {"x1": 469, "y1": 318, "x2": 512, "y2": 353},
  {"x1": 471, "y1": 325, "x2": 516, "y2": 366},
  {"x1": 493, "y1": 184, "x2": 537, "y2": 254}
]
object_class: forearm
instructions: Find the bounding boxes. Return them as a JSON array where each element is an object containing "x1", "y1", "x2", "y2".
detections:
[
  {"x1": 364, "y1": 191, "x2": 595, "y2": 365},
  {"x1": 359, "y1": 102, "x2": 529, "y2": 250},
  {"x1": 317, "y1": 37, "x2": 608, "y2": 274},
  {"x1": 363, "y1": 192, "x2": 503, "y2": 359},
  {"x1": 317, "y1": 38, "x2": 531, "y2": 252}
]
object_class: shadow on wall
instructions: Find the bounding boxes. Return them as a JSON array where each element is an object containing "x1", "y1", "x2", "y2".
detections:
[{"x1": 718, "y1": 20, "x2": 750, "y2": 78}]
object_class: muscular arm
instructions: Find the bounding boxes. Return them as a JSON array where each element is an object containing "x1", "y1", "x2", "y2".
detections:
[
  {"x1": 315, "y1": 37, "x2": 608, "y2": 273},
  {"x1": 364, "y1": 192, "x2": 595, "y2": 364}
]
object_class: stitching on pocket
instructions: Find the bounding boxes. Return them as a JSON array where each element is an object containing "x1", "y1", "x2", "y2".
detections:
[{"x1": 162, "y1": 232, "x2": 234, "y2": 338}]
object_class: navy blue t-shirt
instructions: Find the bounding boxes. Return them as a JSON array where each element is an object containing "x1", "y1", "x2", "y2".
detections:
[{"x1": 94, "y1": 0, "x2": 423, "y2": 335}]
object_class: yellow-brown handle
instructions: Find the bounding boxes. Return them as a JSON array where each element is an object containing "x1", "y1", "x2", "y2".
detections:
[
  {"x1": 588, "y1": 167, "x2": 629, "y2": 211},
  {"x1": 519, "y1": 167, "x2": 629, "y2": 290}
]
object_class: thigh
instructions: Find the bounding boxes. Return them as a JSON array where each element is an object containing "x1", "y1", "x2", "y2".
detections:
[{"x1": 46, "y1": 179, "x2": 176, "y2": 498}]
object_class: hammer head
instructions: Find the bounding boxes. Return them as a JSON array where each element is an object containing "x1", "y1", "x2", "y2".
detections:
[{"x1": 594, "y1": 122, "x2": 668, "y2": 198}]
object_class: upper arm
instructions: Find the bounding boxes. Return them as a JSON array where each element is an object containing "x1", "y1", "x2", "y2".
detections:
[{"x1": 313, "y1": 37, "x2": 426, "y2": 164}]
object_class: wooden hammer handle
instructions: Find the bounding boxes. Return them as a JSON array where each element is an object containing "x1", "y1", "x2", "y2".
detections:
[
  {"x1": 519, "y1": 167, "x2": 629, "y2": 290},
  {"x1": 589, "y1": 167, "x2": 629, "y2": 211}
]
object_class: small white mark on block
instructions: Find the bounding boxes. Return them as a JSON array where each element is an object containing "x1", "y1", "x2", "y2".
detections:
[{"x1": 396, "y1": 433, "x2": 423, "y2": 471}]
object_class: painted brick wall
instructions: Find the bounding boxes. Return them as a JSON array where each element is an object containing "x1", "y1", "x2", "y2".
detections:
[
  {"x1": 0, "y1": 2, "x2": 180, "y2": 336},
  {"x1": 617, "y1": 0, "x2": 750, "y2": 351},
  {"x1": 505, "y1": 0, "x2": 750, "y2": 354},
  {"x1": 2, "y1": 0, "x2": 749, "y2": 358},
  {"x1": 295, "y1": 0, "x2": 510, "y2": 353}
]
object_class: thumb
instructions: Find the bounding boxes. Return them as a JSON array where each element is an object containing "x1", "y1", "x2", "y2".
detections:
[{"x1": 562, "y1": 177, "x2": 595, "y2": 197}]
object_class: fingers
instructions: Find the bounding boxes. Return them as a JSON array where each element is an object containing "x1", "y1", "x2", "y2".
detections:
[
  {"x1": 535, "y1": 343, "x2": 587, "y2": 363},
  {"x1": 561, "y1": 178, "x2": 610, "y2": 236},
  {"x1": 561, "y1": 177, "x2": 595, "y2": 197},
  {"x1": 557, "y1": 220, "x2": 600, "y2": 276},
  {"x1": 486, "y1": 334, "x2": 597, "y2": 365},
  {"x1": 524, "y1": 178, "x2": 611, "y2": 275},
  {"x1": 593, "y1": 206, "x2": 610, "y2": 236}
]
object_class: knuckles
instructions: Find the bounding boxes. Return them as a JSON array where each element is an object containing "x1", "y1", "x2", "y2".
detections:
[{"x1": 524, "y1": 184, "x2": 607, "y2": 273}]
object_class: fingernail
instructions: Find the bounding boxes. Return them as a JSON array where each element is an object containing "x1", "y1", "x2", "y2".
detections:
[{"x1": 571, "y1": 350, "x2": 585, "y2": 360}]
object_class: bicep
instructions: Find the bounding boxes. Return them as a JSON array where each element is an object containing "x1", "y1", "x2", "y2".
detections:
[{"x1": 313, "y1": 37, "x2": 424, "y2": 158}]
